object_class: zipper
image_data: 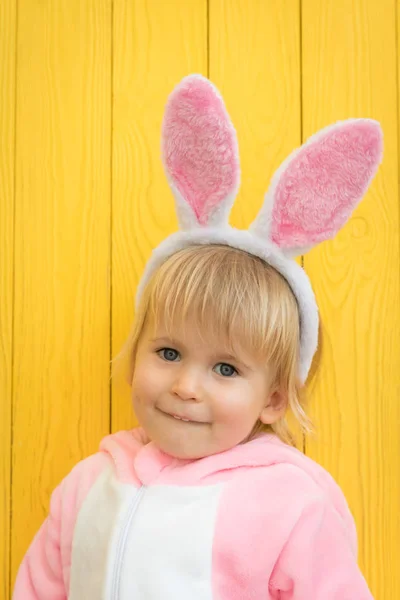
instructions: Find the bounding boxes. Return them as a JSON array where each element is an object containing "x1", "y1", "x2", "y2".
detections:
[{"x1": 111, "y1": 486, "x2": 146, "y2": 599}]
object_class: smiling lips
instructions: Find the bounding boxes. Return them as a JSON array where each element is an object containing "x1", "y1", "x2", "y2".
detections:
[
  {"x1": 172, "y1": 414, "x2": 191, "y2": 422},
  {"x1": 160, "y1": 409, "x2": 206, "y2": 424},
  {"x1": 170, "y1": 413, "x2": 205, "y2": 424}
]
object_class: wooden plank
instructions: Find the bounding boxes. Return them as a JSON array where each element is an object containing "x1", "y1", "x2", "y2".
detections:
[
  {"x1": 11, "y1": 0, "x2": 112, "y2": 589},
  {"x1": 209, "y1": 0, "x2": 303, "y2": 447},
  {"x1": 0, "y1": 1, "x2": 16, "y2": 598},
  {"x1": 302, "y1": 1, "x2": 400, "y2": 598},
  {"x1": 111, "y1": 0, "x2": 207, "y2": 432}
]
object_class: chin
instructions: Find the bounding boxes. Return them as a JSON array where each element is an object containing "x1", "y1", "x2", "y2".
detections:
[
  {"x1": 155, "y1": 438, "x2": 212, "y2": 460},
  {"x1": 161, "y1": 442, "x2": 203, "y2": 460}
]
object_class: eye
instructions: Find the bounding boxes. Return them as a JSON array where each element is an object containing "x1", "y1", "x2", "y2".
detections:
[
  {"x1": 157, "y1": 347, "x2": 180, "y2": 362},
  {"x1": 214, "y1": 363, "x2": 238, "y2": 377}
]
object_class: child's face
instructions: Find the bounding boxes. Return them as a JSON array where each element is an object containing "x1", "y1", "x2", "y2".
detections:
[{"x1": 131, "y1": 316, "x2": 285, "y2": 459}]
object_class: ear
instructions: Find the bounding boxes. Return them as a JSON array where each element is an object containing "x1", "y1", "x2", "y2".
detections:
[
  {"x1": 259, "y1": 390, "x2": 287, "y2": 425},
  {"x1": 162, "y1": 74, "x2": 240, "y2": 229},
  {"x1": 249, "y1": 119, "x2": 383, "y2": 258}
]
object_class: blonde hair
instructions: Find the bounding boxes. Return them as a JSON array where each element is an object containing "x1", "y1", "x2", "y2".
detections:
[{"x1": 111, "y1": 244, "x2": 316, "y2": 447}]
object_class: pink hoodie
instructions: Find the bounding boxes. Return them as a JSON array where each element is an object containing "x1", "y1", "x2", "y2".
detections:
[{"x1": 13, "y1": 428, "x2": 374, "y2": 599}]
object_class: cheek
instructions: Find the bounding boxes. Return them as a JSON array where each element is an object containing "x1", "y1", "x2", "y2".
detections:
[
  {"x1": 132, "y1": 364, "x2": 160, "y2": 406},
  {"x1": 212, "y1": 382, "x2": 258, "y2": 425},
  {"x1": 211, "y1": 390, "x2": 248, "y2": 423}
]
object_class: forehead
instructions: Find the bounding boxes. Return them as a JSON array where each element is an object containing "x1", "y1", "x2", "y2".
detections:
[{"x1": 145, "y1": 313, "x2": 221, "y2": 346}]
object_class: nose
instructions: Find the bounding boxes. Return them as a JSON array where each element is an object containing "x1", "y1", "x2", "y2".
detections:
[{"x1": 171, "y1": 365, "x2": 202, "y2": 401}]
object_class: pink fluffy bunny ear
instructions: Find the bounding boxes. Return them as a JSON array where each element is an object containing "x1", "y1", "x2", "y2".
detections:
[
  {"x1": 162, "y1": 74, "x2": 240, "y2": 229},
  {"x1": 250, "y1": 119, "x2": 383, "y2": 257}
]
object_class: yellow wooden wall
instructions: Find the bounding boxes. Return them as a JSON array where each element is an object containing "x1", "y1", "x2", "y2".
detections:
[{"x1": 1, "y1": 1, "x2": 399, "y2": 598}]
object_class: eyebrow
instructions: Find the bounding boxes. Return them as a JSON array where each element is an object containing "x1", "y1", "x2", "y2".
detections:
[{"x1": 150, "y1": 336, "x2": 253, "y2": 370}]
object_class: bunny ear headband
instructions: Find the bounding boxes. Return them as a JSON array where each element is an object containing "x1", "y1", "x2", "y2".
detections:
[{"x1": 136, "y1": 74, "x2": 383, "y2": 383}]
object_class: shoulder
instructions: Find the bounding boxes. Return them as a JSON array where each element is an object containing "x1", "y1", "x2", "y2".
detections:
[
  {"x1": 53, "y1": 449, "x2": 112, "y2": 514},
  {"x1": 226, "y1": 461, "x2": 339, "y2": 529},
  {"x1": 231, "y1": 460, "x2": 357, "y2": 550},
  {"x1": 236, "y1": 461, "x2": 326, "y2": 501},
  {"x1": 219, "y1": 463, "x2": 327, "y2": 530},
  {"x1": 236, "y1": 438, "x2": 352, "y2": 517}
]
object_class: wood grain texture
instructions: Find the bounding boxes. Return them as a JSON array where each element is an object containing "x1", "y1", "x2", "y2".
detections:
[
  {"x1": 302, "y1": 1, "x2": 400, "y2": 597},
  {"x1": 0, "y1": 2, "x2": 16, "y2": 599},
  {"x1": 11, "y1": 0, "x2": 112, "y2": 591},
  {"x1": 111, "y1": 0, "x2": 207, "y2": 433},
  {"x1": 2, "y1": 1, "x2": 398, "y2": 598},
  {"x1": 209, "y1": 0, "x2": 304, "y2": 447}
]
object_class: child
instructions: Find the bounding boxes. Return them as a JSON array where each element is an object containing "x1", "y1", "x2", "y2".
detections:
[{"x1": 13, "y1": 75, "x2": 381, "y2": 599}]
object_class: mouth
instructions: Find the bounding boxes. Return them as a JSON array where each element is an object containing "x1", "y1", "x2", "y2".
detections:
[{"x1": 157, "y1": 408, "x2": 208, "y2": 425}]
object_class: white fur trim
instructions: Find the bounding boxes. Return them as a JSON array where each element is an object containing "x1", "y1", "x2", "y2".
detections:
[
  {"x1": 69, "y1": 463, "x2": 132, "y2": 598},
  {"x1": 121, "y1": 484, "x2": 222, "y2": 598}
]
